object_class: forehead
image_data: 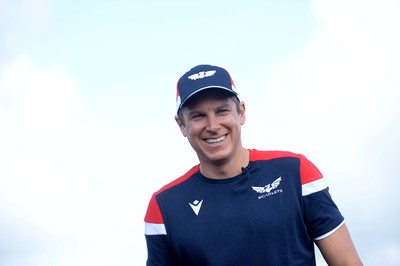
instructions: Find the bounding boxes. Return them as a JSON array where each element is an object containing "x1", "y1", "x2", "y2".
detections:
[{"x1": 182, "y1": 89, "x2": 234, "y2": 110}]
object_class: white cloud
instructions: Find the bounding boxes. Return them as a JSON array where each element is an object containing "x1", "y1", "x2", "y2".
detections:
[
  {"x1": 252, "y1": 0, "x2": 400, "y2": 156},
  {"x1": 309, "y1": 0, "x2": 400, "y2": 104},
  {"x1": 0, "y1": 55, "x2": 88, "y2": 265},
  {"x1": 14, "y1": 143, "x2": 84, "y2": 206},
  {"x1": 0, "y1": 55, "x2": 82, "y2": 129},
  {"x1": 0, "y1": 0, "x2": 51, "y2": 55},
  {"x1": 0, "y1": 55, "x2": 84, "y2": 224}
]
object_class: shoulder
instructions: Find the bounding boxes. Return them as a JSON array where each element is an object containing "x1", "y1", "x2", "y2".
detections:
[
  {"x1": 144, "y1": 165, "x2": 199, "y2": 224},
  {"x1": 249, "y1": 149, "x2": 323, "y2": 184},
  {"x1": 249, "y1": 149, "x2": 305, "y2": 161},
  {"x1": 153, "y1": 164, "x2": 200, "y2": 197}
]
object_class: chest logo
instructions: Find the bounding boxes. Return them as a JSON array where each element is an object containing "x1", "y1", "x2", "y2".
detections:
[
  {"x1": 189, "y1": 199, "x2": 203, "y2": 216},
  {"x1": 252, "y1": 176, "x2": 283, "y2": 199}
]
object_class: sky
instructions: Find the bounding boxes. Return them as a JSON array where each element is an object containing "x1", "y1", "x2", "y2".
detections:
[{"x1": 0, "y1": 0, "x2": 399, "y2": 265}]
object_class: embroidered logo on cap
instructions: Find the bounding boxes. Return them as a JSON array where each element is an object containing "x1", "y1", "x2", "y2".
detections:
[{"x1": 188, "y1": 70, "x2": 216, "y2": 80}]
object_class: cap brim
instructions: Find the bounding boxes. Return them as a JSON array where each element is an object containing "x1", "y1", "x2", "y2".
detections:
[{"x1": 178, "y1": 86, "x2": 238, "y2": 112}]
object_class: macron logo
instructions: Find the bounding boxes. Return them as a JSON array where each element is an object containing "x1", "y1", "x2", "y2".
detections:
[
  {"x1": 189, "y1": 199, "x2": 203, "y2": 216},
  {"x1": 188, "y1": 70, "x2": 216, "y2": 80}
]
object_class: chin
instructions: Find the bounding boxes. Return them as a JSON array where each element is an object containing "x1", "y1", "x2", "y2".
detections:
[{"x1": 203, "y1": 149, "x2": 232, "y2": 163}]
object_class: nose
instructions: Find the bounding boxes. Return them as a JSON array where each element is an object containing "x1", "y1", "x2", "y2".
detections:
[{"x1": 206, "y1": 115, "x2": 221, "y2": 132}]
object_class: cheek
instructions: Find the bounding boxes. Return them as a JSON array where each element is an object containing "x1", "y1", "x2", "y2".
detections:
[
  {"x1": 186, "y1": 125, "x2": 195, "y2": 137},
  {"x1": 186, "y1": 123, "x2": 202, "y2": 139}
]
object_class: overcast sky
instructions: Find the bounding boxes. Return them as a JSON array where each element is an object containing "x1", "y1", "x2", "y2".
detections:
[{"x1": 0, "y1": 0, "x2": 399, "y2": 265}]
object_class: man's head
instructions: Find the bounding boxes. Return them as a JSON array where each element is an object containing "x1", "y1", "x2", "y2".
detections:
[{"x1": 174, "y1": 64, "x2": 246, "y2": 169}]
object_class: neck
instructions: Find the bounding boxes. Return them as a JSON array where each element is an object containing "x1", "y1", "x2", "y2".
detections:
[{"x1": 199, "y1": 148, "x2": 249, "y2": 179}]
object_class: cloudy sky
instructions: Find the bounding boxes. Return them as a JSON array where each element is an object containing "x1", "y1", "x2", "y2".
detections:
[{"x1": 0, "y1": 0, "x2": 399, "y2": 265}]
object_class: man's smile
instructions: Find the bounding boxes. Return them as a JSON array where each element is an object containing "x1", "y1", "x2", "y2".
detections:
[{"x1": 204, "y1": 134, "x2": 227, "y2": 144}]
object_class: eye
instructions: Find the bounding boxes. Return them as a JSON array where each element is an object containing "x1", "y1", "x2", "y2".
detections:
[
  {"x1": 217, "y1": 108, "x2": 230, "y2": 114},
  {"x1": 190, "y1": 113, "x2": 205, "y2": 120}
]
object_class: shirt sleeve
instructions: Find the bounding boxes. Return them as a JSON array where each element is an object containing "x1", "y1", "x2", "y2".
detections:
[
  {"x1": 303, "y1": 187, "x2": 345, "y2": 240},
  {"x1": 298, "y1": 155, "x2": 345, "y2": 240},
  {"x1": 145, "y1": 234, "x2": 177, "y2": 266},
  {"x1": 144, "y1": 194, "x2": 177, "y2": 266}
]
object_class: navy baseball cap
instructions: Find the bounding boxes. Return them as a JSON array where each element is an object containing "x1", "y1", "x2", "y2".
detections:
[{"x1": 176, "y1": 64, "x2": 239, "y2": 113}]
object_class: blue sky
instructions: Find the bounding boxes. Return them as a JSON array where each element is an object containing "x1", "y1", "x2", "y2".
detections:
[{"x1": 0, "y1": 0, "x2": 399, "y2": 265}]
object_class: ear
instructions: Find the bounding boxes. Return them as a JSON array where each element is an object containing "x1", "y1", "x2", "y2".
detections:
[
  {"x1": 175, "y1": 115, "x2": 187, "y2": 137},
  {"x1": 239, "y1": 101, "x2": 246, "y2": 125}
]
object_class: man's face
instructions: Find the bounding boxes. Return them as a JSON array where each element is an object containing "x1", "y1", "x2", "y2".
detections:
[{"x1": 175, "y1": 92, "x2": 246, "y2": 166}]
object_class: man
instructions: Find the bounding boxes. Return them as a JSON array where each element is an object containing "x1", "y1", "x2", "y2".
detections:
[{"x1": 144, "y1": 64, "x2": 363, "y2": 265}]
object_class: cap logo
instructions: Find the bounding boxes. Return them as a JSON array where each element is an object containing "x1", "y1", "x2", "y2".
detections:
[{"x1": 188, "y1": 70, "x2": 216, "y2": 81}]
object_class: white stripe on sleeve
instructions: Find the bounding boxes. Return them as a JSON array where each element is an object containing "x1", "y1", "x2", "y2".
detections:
[
  {"x1": 314, "y1": 220, "x2": 345, "y2": 241},
  {"x1": 145, "y1": 222, "x2": 167, "y2": 235},
  {"x1": 302, "y1": 178, "x2": 328, "y2": 196}
]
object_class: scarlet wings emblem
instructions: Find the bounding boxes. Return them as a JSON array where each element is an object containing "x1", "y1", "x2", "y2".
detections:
[{"x1": 252, "y1": 176, "x2": 282, "y2": 194}]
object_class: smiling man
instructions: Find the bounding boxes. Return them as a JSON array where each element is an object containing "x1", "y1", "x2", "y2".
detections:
[{"x1": 144, "y1": 64, "x2": 363, "y2": 266}]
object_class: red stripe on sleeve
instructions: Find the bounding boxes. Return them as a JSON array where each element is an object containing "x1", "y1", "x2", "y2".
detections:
[
  {"x1": 299, "y1": 155, "x2": 323, "y2": 185},
  {"x1": 144, "y1": 194, "x2": 164, "y2": 223}
]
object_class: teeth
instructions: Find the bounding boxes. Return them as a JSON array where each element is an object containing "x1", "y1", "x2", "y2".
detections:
[{"x1": 205, "y1": 135, "x2": 226, "y2": 144}]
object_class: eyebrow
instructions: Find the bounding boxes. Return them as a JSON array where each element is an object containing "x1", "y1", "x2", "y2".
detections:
[
  {"x1": 218, "y1": 104, "x2": 232, "y2": 109},
  {"x1": 187, "y1": 103, "x2": 232, "y2": 115},
  {"x1": 187, "y1": 110, "x2": 202, "y2": 116}
]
